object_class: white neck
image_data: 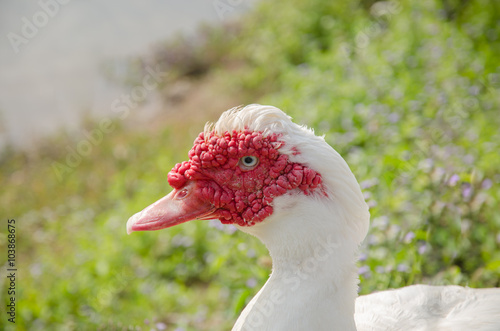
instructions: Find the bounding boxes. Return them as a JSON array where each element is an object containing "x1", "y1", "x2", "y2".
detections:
[{"x1": 233, "y1": 193, "x2": 361, "y2": 331}]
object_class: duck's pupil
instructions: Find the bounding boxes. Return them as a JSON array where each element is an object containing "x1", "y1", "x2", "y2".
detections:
[{"x1": 244, "y1": 157, "x2": 254, "y2": 164}]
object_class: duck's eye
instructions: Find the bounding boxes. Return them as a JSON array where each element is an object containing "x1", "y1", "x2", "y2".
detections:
[{"x1": 239, "y1": 156, "x2": 259, "y2": 169}]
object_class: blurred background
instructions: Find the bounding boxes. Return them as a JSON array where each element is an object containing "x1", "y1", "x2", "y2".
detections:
[{"x1": 1, "y1": 0, "x2": 499, "y2": 330}]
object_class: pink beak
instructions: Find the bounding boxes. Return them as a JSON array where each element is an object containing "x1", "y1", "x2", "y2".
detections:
[{"x1": 127, "y1": 181, "x2": 216, "y2": 234}]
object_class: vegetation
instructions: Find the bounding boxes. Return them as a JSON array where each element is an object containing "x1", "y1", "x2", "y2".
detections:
[{"x1": 1, "y1": 0, "x2": 499, "y2": 330}]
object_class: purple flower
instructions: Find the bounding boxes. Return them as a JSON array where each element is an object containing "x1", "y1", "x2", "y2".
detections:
[
  {"x1": 469, "y1": 85, "x2": 480, "y2": 95},
  {"x1": 375, "y1": 266, "x2": 386, "y2": 274},
  {"x1": 404, "y1": 231, "x2": 415, "y2": 243},
  {"x1": 358, "y1": 265, "x2": 371, "y2": 278},
  {"x1": 388, "y1": 113, "x2": 400, "y2": 123},
  {"x1": 208, "y1": 220, "x2": 237, "y2": 234},
  {"x1": 418, "y1": 242, "x2": 428, "y2": 255},
  {"x1": 448, "y1": 174, "x2": 460, "y2": 186},
  {"x1": 462, "y1": 183, "x2": 473, "y2": 199},
  {"x1": 156, "y1": 322, "x2": 167, "y2": 330},
  {"x1": 359, "y1": 253, "x2": 368, "y2": 262},
  {"x1": 246, "y1": 278, "x2": 258, "y2": 288},
  {"x1": 397, "y1": 263, "x2": 409, "y2": 272},
  {"x1": 208, "y1": 219, "x2": 224, "y2": 230},
  {"x1": 360, "y1": 178, "x2": 378, "y2": 189},
  {"x1": 224, "y1": 225, "x2": 238, "y2": 234},
  {"x1": 368, "y1": 234, "x2": 380, "y2": 245},
  {"x1": 481, "y1": 178, "x2": 493, "y2": 190}
]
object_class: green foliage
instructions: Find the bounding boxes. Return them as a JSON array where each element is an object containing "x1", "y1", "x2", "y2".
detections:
[{"x1": 1, "y1": 0, "x2": 499, "y2": 330}]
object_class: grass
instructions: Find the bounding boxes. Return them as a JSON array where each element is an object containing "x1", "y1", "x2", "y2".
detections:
[{"x1": 1, "y1": 0, "x2": 499, "y2": 330}]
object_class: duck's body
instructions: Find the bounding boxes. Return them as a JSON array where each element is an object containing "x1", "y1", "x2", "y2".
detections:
[
  {"x1": 127, "y1": 104, "x2": 500, "y2": 330},
  {"x1": 355, "y1": 285, "x2": 500, "y2": 331}
]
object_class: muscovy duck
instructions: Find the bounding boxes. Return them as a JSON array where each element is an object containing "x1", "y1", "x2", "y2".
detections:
[{"x1": 127, "y1": 104, "x2": 500, "y2": 331}]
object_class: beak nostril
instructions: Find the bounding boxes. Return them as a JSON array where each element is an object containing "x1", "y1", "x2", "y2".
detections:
[{"x1": 176, "y1": 189, "x2": 189, "y2": 199}]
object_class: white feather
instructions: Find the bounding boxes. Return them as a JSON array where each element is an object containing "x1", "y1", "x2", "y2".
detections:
[{"x1": 355, "y1": 285, "x2": 500, "y2": 331}]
